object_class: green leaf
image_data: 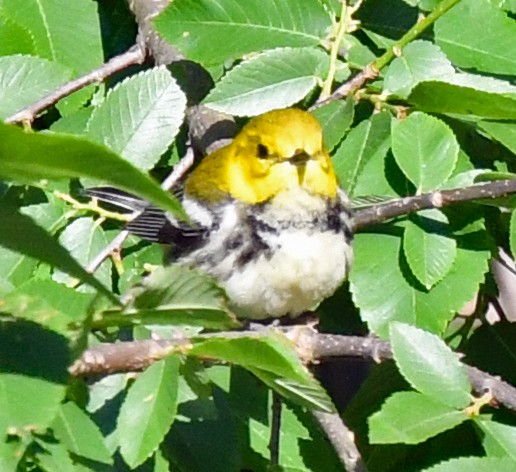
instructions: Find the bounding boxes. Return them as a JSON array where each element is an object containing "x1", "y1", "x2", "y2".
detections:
[
  {"x1": 0, "y1": 246, "x2": 37, "y2": 292},
  {"x1": 368, "y1": 391, "x2": 467, "y2": 444},
  {"x1": 0, "y1": 439, "x2": 22, "y2": 472},
  {"x1": 392, "y1": 112, "x2": 459, "y2": 193},
  {"x1": 0, "y1": 122, "x2": 186, "y2": 219},
  {"x1": 409, "y1": 81, "x2": 516, "y2": 120},
  {"x1": 0, "y1": 205, "x2": 115, "y2": 301},
  {"x1": 479, "y1": 121, "x2": 516, "y2": 155},
  {"x1": 87, "y1": 373, "x2": 130, "y2": 414},
  {"x1": 403, "y1": 209, "x2": 457, "y2": 289},
  {"x1": 87, "y1": 67, "x2": 187, "y2": 170},
  {"x1": 0, "y1": 15, "x2": 35, "y2": 55},
  {"x1": 53, "y1": 217, "x2": 112, "y2": 290},
  {"x1": 383, "y1": 40, "x2": 455, "y2": 98},
  {"x1": 476, "y1": 418, "x2": 516, "y2": 461},
  {"x1": 391, "y1": 112, "x2": 459, "y2": 192},
  {"x1": 102, "y1": 265, "x2": 239, "y2": 330},
  {"x1": 311, "y1": 99, "x2": 354, "y2": 152},
  {"x1": 0, "y1": 280, "x2": 95, "y2": 334},
  {"x1": 0, "y1": 374, "x2": 66, "y2": 435},
  {"x1": 53, "y1": 402, "x2": 113, "y2": 465},
  {"x1": 390, "y1": 323, "x2": 471, "y2": 408},
  {"x1": 421, "y1": 457, "x2": 516, "y2": 472},
  {"x1": 191, "y1": 332, "x2": 308, "y2": 383},
  {"x1": 332, "y1": 112, "x2": 392, "y2": 197},
  {"x1": 154, "y1": 0, "x2": 332, "y2": 65},
  {"x1": 33, "y1": 438, "x2": 76, "y2": 472},
  {"x1": 117, "y1": 356, "x2": 180, "y2": 468},
  {"x1": 3, "y1": 0, "x2": 103, "y2": 73},
  {"x1": 203, "y1": 47, "x2": 331, "y2": 116},
  {"x1": 0, "y1": 55, "x2": 71, "y2": 119},
  {"x1": 50, "y1": 107, "x2": 93, "y2": 136},
  {"x1": 191, "y1": 332, "x2": 334, "y2": 412},
  {"x1": 251, "y1": 368, "x2": 335, "y2": 413},
  {"x1": 349, "y1": 229, "x2": 490, "y2": 337},
  {"x1": 435, "y1": 0, "x2": 516, "y2": 76},
  {"x1": 3, "y1": 0, "x2": 103, "y2": 112}
]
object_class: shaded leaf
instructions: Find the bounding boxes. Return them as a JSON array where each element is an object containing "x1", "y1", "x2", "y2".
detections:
[
  {"x1": 409, "y1": 81, "x2": 516, "y2": 119},
  {"x1": 476, "y1": 418, "x2": 516, "y2": 462},
  {"x1": 333, "y1": 112, "x2": 392, "y2": 197},
  {"x1": 312, "y1": 99, "x2": 354, "y2": 152},
  {"x1": 479, "y1": 121, "x2": 516, "y2": 155}
]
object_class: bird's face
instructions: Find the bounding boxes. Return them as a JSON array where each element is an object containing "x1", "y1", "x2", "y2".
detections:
[{"x1": 228, "y1": 109, "x2": 338, "y2": 204}]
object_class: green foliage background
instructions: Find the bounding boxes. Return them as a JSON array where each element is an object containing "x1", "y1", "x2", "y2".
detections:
[{"x1": 0, "y1": 0, "x2": 516, "y2": 471}]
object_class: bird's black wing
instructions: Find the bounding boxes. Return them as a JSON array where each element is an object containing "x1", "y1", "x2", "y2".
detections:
[{"x1": 84, "y1": 187, "x2": 208, "y2": 247}]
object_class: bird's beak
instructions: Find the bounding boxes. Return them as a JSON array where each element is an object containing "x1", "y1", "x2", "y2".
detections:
[{"x1": 290, "y1": 150, "x2": 311, "y2": 185}]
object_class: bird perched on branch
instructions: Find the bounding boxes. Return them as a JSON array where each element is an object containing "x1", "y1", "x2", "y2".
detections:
[{"x1": 87, "y1": 109, "x2": 353, "y2": 319}]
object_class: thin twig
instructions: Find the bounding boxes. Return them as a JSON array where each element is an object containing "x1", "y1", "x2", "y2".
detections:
[
  {"x1": 5, "y1": 44, "x2": 146, "y2": 124},
  {"x1": 352, "y1": 180, "x2": 516, "y2": 230},
  {"x1": 312, "y1": 410, "x2": 368, "y2": 472},
  {"x1": 310, "y1": 0, "x2": 462, "y2": 110},
  {"x1": 269, "y1": 392, "x2": 282, "y2": 467}
]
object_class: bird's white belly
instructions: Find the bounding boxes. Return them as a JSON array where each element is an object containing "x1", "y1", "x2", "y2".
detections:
[{"x1": 223, "y1": 229, "x2": 351, "y2": 319}]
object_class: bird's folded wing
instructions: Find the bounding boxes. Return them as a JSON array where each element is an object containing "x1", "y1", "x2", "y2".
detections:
[{"x1": 84, "y1": 187, "x2": 208, "y2": 246}]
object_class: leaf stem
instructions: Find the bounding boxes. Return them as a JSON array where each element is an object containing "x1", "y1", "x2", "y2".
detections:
[
  {"x1": 321, "y1": 1, "x2": 362, "y2": 99},
  {"x1": 374, "y1": 0, "x2": 463, "y2": 71},
  {"x1": 54, "y1": 191, "x2": 131, "y2": 222},
  {"x1": 312, "y1": 0, "x2": 462, "y2": 109}
]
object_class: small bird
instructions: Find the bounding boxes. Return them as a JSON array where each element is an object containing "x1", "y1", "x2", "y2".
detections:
[{"x1": 88, "y1": 109, "x2": 353, "y2": 319}]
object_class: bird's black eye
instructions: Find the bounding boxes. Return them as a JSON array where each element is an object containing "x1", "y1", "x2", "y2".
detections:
[{"x1": 257, "y1": 143, "x2": 269, "y2": 159}]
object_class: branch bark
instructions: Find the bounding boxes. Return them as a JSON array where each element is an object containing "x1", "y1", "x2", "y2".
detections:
[
  {"x1": 352, "y1": 180, "x2": 516, "y2": 231},
  {"x1": 69, "y1": 330, "x2": 516, "y2": 414}
]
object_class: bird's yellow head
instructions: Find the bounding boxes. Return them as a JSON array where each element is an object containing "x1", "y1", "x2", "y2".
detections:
[{"x1": 185, "y1": 109, "x2": 338, "y2": 204}]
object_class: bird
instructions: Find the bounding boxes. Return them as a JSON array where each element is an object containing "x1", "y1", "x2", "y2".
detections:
[{"x1": 87, "y1": 108, "x2": 353, "y2": 320}]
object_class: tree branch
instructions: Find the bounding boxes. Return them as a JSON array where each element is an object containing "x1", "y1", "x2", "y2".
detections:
[
  {"x1": 310, "y1": 0, "x2": 462, "y2": 110},
  {"x1": 352, "y1": 180, "x2": 516, "y2": 231},
  {"x1": 312, "y1": 409, "x2": 368, "y2": 472},
  {"x1": 5, "y1": 44, "x2": 146, "y2": 125},
  {"x1": 69, "y1": 330, "x2": 516, "y2": 413}
]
